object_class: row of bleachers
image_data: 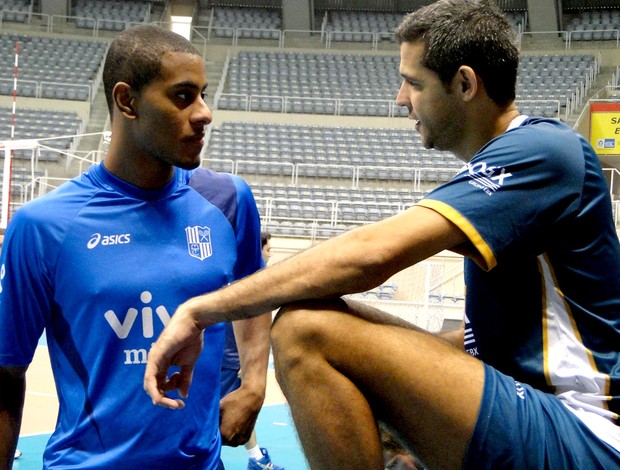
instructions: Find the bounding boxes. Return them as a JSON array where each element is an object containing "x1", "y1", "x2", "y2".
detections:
[
  {"x1": 227, "y1": 161, "x2": 457, "y2": 185},
  {"x1": 216, "y1": 94, "x2": 408, "y2": 117},
  {"x1": 209, "y1": 121, "x2": 460, "y2": 169},
  {"x1": 0, "y1": 165, "x2": 44, "y2": 184},
  {"x1": 205, "y1": 6, "x2": 611, "y2": 38},
  {"x1": 519, "y1": 64, "x2": 592, "y2": 78},
  {"x1": 250, "y1": 181, "x2": 426, "y2": 209},
  {"x1": 0, "y1": 107, "x2": 84, "y2": 161},
  {"x1": 247, "y1": 182, "x2": 426, "y2": 239},
  {"x1": 205, "y1": 121, "x2": 461, "y2": 185},
  {"x1": 324, "y1": 10, "x2": 528, "y2": 39},
  {"x1": 265, "y1": 197, "x2": 402, "y2": 222},
  {"x1": 516, "y1": 52, "x2": 596, "y2": 115},
  {"x1": 0, "y1": 165, "x2": 46, "y2": 195},
  {"x1": 0, "y1": 0, "x2": 30, "y2": 23},
  {"x1": 0, "y1": 33, "x2": 107, "y2": 101},
  {"x1": 521, "y1": 53, "x2": 594, "y2": 64},
  {"x1": 217, "y1": 50, "x2": 594, "y2": 118},
  {"x1": 566, "y1": 9, "x2": 620, "y2": 27},
  {"x1": 520, "y1": 53, "x2": 595, "y2": 71},
  {"x1": 324, "y1": 10, "x2": 401, "y2": 42},
  {"x1": 72, "y1": 0, "x2": 151, "y2": 31},
  {"x1": 262, "y1": 218, "x2": 351, "y2": 239},
  {"x1": 207, "y1": 7, "x2": 526, "y2": 45},
  {"x1": 517, "y1": 102, "x2": 560, "y2": 118},
  {"x1": 219, "y1": 94, "x2": 562, "y2": 119},
  {"x1": 209, "y1": 156, "x2": 458, "y2": 186},
  {"x1": 249, "y1": 182, "x2": 422, "y2": 202},
  {"x1": 197, "y1": 6, "x2": 620, "y2": 58},
  {"x1": 211, "y1": 7, "x2": 281, "y2": 39},
  {"x1": 0, "y1": 166, "x2": 45, "y2": 205},
  {"x1": 259, "y1": 209, "x2": 403, "y2": 239},
  {"x1": 0, "y1": 0, "x2": 29, "y2": 9},
  {"x1": 225, "y1": 51, "x2": 400, "y2": 98},
  {"x1": 564, "y1": 9, "x2": 620, "y2": 40},
  {"x1": 202, "y1": 7, "x2": 535, "y2": 49},
  {"x1": 218, "y1": 50, "x2": 405, "y2": 116}
]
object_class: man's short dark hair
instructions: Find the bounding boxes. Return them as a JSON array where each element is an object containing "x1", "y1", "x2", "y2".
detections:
[
  {"x1": 395, "y1": 0, "x2": 519, "y2": 106},
  {"x1": 103, "y1": 24, "x2": 200, "y2": 116}
]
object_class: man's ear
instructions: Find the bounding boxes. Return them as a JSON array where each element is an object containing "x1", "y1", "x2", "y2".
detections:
[
  {"x1": 455, "y1": 66, "x2": 478, "y2": 102},
  {"x1": 113, "y1": 82, "x2": 137, "y2": 118}
]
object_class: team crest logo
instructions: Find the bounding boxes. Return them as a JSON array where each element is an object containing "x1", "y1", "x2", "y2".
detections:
[{"x1": 185, "y1": 226, "x2": 212, "y2": 261}]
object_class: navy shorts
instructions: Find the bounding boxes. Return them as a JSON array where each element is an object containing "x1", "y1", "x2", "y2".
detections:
[
  {"x1": 464, "y1": 363, "x2": 620, "y2": 469},
  {"x1": 220, "y1": 367, "x2": 241, "y2": 398}
]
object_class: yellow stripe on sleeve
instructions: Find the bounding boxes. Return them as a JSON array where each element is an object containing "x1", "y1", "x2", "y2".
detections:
[{"x1": 417, "y1": 199, "x2": 496, "y2": 271}]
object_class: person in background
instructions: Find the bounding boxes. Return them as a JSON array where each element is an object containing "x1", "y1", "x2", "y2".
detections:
[
  {"x1": 0, "y1": 24, "x2": 270, "y2": 470},
  {"x1": 221, "y1": 231, "x2": 284, "y2": 470},
  {"x1": 261, "y1": 232, "x2": 272, "y2": 265},
  {"x1": 145, "y1": 1, "x2": 620, "y2": 468}
]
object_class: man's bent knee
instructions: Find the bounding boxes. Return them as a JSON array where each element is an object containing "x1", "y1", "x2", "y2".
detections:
[
  {"x1": 271, "y1": 298, "x2": 348, "y2": 347},
  {"x1": 271, "y1": 299, "x2": 348, "y2": 380}
]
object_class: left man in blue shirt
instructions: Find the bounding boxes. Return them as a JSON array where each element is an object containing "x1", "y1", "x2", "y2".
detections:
[{"x1": 0, "y1": 24, "x2": 270, "y2": 470}]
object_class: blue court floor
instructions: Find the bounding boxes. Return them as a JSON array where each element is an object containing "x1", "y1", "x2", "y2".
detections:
[{"x1": 14, "y1": 403, "x2": 308, "y2": 470}]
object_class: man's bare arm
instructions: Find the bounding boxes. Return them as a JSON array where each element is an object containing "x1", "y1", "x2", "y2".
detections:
[
  {"x1": 219, "y1": 314, "x2": 271, "y2": 445},
  {"x1": 145, "y1": 206, "x2": 469, "y2": 407},
  {"x1": 0, "y1": 366, "x2": 26, "y2": 470},
  {"x1": 187, "y1": 205, "x2": 468, "y2": 328}
]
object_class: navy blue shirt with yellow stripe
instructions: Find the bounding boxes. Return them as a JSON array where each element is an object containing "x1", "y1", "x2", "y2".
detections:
[{"x1": 419, "y1": 117, "x2": 620, "y2": 450}]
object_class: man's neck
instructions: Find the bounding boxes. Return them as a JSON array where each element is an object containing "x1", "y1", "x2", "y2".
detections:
[{"x1": 103, "y1": 149, "x2": 174, "y2": 190}]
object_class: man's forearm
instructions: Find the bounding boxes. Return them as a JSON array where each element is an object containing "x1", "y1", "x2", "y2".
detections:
[
  {"x1": 183, "y1": 232, "x2": 372, "y2": 330},
  {"x1": 0, "y1": 367, "x2": 26, "y2": 470},
  {"x1": 187, "y1": 208, "x2": 462, "y2": 330},
  {"x1": 144, "y1": 206, "x2": 468, "y2": 409},
  {"x1": 233, "y1": 313, "x2": 271, "y2": 396}
]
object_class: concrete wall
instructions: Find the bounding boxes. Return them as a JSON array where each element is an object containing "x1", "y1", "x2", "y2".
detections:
[
  {"x1": 0, "y1": 96, "x2": 90, "y2": 122},
  {"x1": 282, "y1": 0, "x2": 314, "y2": 30},
  {"x1": 40, "y1": 0, "x2": 70, "y2": 17},
  {"x1": 527, "y1": 0, "x2": 561, "y2": 32}
]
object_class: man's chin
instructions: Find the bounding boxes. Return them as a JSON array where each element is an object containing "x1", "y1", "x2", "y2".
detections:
[
  {"x1": 176, "y1": 157, "x2": 202, "y2": 170},
  {"x1": 420, "y1": 138, "x2": 433, "y2": 150}
]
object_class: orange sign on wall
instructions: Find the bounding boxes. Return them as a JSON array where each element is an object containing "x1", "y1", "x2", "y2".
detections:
[{"x1": 590, "y1": 102, "x2": 620, "y2": 156}]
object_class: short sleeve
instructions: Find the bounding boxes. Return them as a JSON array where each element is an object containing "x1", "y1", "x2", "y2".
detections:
[
  {"x1": 0, "y1": 206, "x2": 55, "y2": 365},
  {"x1": 230, "y1": 175, "x2": 264, "y2": 280},
  {"x1": 419, "y1": 120, "x2": 585, "y2": 271}
]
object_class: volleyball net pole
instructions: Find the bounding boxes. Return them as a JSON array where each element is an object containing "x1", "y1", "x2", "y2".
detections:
[{"x1": 1, "y1": 41, "x2": 19, "y2": 230}]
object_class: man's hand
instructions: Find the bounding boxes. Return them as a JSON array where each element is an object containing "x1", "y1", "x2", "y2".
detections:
[
  {"x1": 219, "y1": 384, "x2": 264, "y2": 447},
  {"x1": 144, "y1": 307, "x2": 204, "y2": 409}
]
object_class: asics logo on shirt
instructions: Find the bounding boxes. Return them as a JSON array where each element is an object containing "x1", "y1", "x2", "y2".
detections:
[
  {"x1": 464, "y1": 161, "x2": 513, "y2": 196},
  {"x1": 87, "y1": 233, "x2": 131, "y2": 249}
]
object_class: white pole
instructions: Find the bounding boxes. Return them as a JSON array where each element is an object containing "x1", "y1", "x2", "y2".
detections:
[{"x1": 1, "y1": 42, "x2": 19, "y2": 230}]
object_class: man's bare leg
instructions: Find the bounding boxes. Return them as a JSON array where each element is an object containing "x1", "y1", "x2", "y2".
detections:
[{"x1": 270, "y1": 299, "x2": 484, "y2": 470}]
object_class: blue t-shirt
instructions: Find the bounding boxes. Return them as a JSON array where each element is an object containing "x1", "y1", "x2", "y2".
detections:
[
  {"x1": 0, "y1": 163, "x2": 263, "y2": 469},
  {"x1": 419, "y1": 117, "x2": 620, "y2": 448}
]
